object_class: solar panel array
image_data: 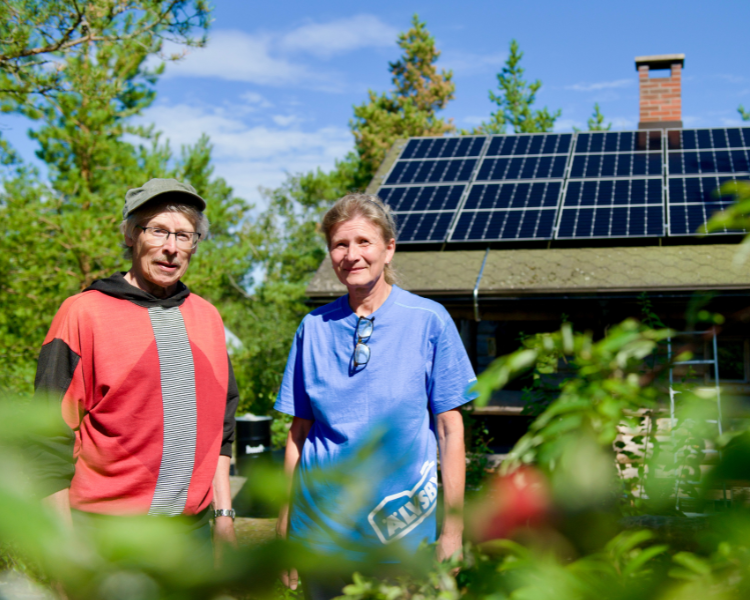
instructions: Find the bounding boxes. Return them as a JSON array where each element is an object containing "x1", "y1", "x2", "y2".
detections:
[
  {"x1": 375, "y1": 127, "x2": 750, "y2": 244},
  {"x1": 666, "y1": 128, "x2": 750, "y2": 236}
]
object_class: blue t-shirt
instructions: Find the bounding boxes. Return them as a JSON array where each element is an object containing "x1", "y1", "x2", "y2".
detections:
[{"x1": 274, "y1": 286, "x2": 477, "y2": 559}]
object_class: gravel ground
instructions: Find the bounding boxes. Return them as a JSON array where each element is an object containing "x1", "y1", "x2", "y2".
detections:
[
  {"x1": 235, "y1": 517, "x2": 276, "y2": 547},
  {"x1": 231, "y1": 475, "x2": 277, "y2": 547}
]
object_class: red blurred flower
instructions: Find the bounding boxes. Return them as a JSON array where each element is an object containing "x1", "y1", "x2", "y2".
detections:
[{"x1": 470, "y1": 467, "x2": 552, "y2": 542}]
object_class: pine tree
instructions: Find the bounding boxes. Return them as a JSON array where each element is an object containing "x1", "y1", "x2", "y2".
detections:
[
  {"x1": 573, "y1": 103, "x2": 612, "y2": 132},
  {"x1": 0, "y1": 1, "x2": 208, "y2": 105},
  {"x1": 475, "y1": 39, "x2": 560, "y2": 134},
  {"x1": 0, "y1": 5, "x2": 255, "y2": 395},
  {"x1": 351, "y1": 15, "x2": 455, "y2": 182},
  {"x1": 586, "y1": 103, "x2": 611, "y2": 131}
]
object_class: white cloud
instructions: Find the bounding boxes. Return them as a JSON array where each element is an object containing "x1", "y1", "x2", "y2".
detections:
[
  {"x1": 440, "y1": 51, "x2": 506, "y2": 76},
  {"x1": 553, "y1": 118, "x2": 583, "y2": 132},
  {"x1": 163, "y1": 30, "x2": 306, "y2": 86},
  {"x1": 140, "y1": 103, "x2": 352, "y2": 205},
  {"x1": 279, "y1": 15, "x2": 398, "y2": 58},
  {"x1": 160, "y1": 16, "x2": 399, "y2": 89},
  {"x1": 461, "y1": 115, "x2": 486, "y2": 126},
  {"x1": 565, "y1": 79, "x2": 632, "y2": 92},
  {"x1": 609, "y1": 116, "x2": 637, "y2": 129},
  {"x1": 272, "y1": 115, "x2": 302, "y2": 127},
  {"x1": 716, "y1": 74, "x2": 746, "y2": 84},
  {"x1": 682, "y1": 115, "x2": 705, "y2": 127},
  {"x1": 241, "y1": 91, "x2": 273, "y2": 108},
  {"x1": 552, "y1": 115, "x2": 636, "y2": 132}
]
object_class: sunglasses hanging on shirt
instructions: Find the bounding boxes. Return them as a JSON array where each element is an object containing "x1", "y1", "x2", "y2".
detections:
[{"x1": 353, "y1": 316, "x2": 374, "y2": 367}]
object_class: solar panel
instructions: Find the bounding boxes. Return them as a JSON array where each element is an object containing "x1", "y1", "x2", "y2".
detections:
[
  {"x1": 378, "y1": 185, "x2": 466, "y2": 243},
  {"x1": 575, "y1": 130, "x2": 662, "y2": 153},
  {"x1": 562, "y1": 179, "x2": 663, "y2": 208},
  {"x1": 450, "y1": 208, "x2": 557, "y2": 242},
  {"x1": 557, "y1": 178, "x2": 665, "y2": 239},
  {"x1": 476, "y1": 155, "x2": 568, "y2": 181},
  {"x1": 400, "y1": 136, "x2": 486, "y2": 159},
  {"x1": 462, "y1": 182, "x2": 562, "y2": 210},
  {"x1": 667, "y1": 128, "x2": 750, "y2": 151},
  {"x1": 666, "y1": 175, "x2": 748, "y2": 236},
  {"x1": 385, "y1": 158, "x2": 478, "y2": 185},
  {"x1": 447, "y1": 181, "x2": 561, "y2": 242},
  {"x1": 665, "y1": 128, "x2": 750, "y2": 236},
  {"x1": 569, "y1": 152, "x2": 662, "y2": 178},
  {"x1": 485, "y1": 133, "x2": 572, "y2": 156},
  {"x1": 374, "y1": 127, "x2": 750, "y2": 245},
  {"x1": 668, "y1": 150, "x2": 750, "y2": 175},
  {"x1": 558, "y1": 129, "x2": 666, "y2": 240},
  {"x1": 556, "y1": 206, "x2": 664, "y2": 239},
  {"x1": 379, "y1": 184, "x2": 465, "y2": 213},
  {"x1": 394, "y1": 211, "x2": 455, "y2": 243}
]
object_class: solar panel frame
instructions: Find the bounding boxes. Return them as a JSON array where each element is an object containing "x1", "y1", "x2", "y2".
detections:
[
  {"x1": 484, "y1": 132, "x2": 574, "y2": 157},
  {"x1": 448, "y1": 179, "x2": 563, "y2": 242},
  {"x1": 556, "y1": 205, "x2": 666, "y2": 239},
  {"x1": 449, "y1": 206, "x2": 559, "y2": 242},
  {"x1": 399, "y1": 135, "x2": 488, "y2": 160},
  {"x1": 667, "y1": 149, "x2": 750, "y2": 176},
  {"x1": 444, "y1": 132, "x2": 575, "y2": 243},
  {"x1": 665, "y1": 127, "x2": 750, "y2": 237},
  {"x1": 554, "y1": 129, "x2": 668, "y2": 240},
  {"x1": 665, "y1": 174, "x2": 749, "y2": 236},
  {"x1": 574, "y1": 130, "x2": 663, "y2": 153},
  {"x1": 376, "y1": 136, "x2": 492, "y2": 244},
  {"x1": 378, "y1": 183, "x2": 467, "y2": 213},
  {"x1": 555, "y1": 176, "x2": 666, "y2": 239},
  {"x1": 666, "y1": 127, "x2": 750, "y2": 151},
  {"x1": 375, "y1": 126, "x2": 750, "y2": 245},
  {"x1": 377, "y1": 184, "x2": 470, "y2": 243}
]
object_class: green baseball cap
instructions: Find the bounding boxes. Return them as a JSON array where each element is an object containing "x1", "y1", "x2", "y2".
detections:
[{"x1": 123, "y1": 178, "x2": 206, "y2": 218}]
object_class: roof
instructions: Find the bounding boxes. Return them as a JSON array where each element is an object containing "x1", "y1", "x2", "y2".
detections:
[{"x1": 306, "y1": 244, "x2": 750, "y2": 299}]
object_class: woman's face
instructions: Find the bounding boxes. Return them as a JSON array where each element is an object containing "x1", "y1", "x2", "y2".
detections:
[{"x1": 329, "y1": 216, "x2": 395, "y2": 291}]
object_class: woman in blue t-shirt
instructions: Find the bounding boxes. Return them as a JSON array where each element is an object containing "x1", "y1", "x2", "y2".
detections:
[{"x1": 275, "y1": 193, "x2": 477, "y2": 599}]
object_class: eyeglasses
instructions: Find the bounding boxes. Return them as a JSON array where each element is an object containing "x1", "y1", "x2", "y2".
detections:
[
  {"x1": 138, "y1": 226, "x2": 201, "y2": 249},
  {"x1": 354, "y1": 316, "x2": 374, "y2": 367}
]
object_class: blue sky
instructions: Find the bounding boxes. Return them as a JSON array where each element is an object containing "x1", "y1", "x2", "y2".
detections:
[{"x1": 3, "y1": 0, "x2": 749, "y2": 205}]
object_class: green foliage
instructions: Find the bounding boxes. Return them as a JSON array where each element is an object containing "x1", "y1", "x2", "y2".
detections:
[
  {"x1": 463, "y1": 410, "x2": 493, "y2": 491},
  {"x1": 587, "y1": 103, "x2": 612, "y2": 131},
  {"x1": 574, "y1": 103, "x2": 612, "y2": 132},
  {"x1": 472, "y1": 320, "x2": 672, "y2": 474},
  {"x1": 0, "y1": 1, "x2": 209, "y2": 105},
  {"x1": 0, "y1": 2, "x2": 256, "y2": 396},
  {"x1": 472, "y1": 39, "x2": 561, "y2": 134},
  {"x1": 739, "y1": 105, "x2": 750, "y2": 121},
  {"x1": 233, "y1": 15, "x2": 460, "y2": 415},
  {"x1": 227, "y1": 157, "x2": 360, "y2": 416},
  {"x1": 703, "y1": 181, "x2": 750, "y2": 258},
  {"x1": 352, "y1": 15, "x2": 455, "y2": 182}
]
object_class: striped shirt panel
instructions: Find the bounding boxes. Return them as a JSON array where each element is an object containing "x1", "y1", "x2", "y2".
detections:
[{"x1": 147, "y1": 306, "x2": 197, "y2": 516}]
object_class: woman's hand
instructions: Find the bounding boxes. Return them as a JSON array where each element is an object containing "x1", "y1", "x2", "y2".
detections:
[
  {"x1": 276, "y1": 508, "x2": 299, "y2": 589},
  {"x1": 280, "y1": 568, "x2": 300, "y2": 590},
  {"x1": 436, "y1": 408, "x2": 466, "y2": 573},
  {"x1": 436, "y1": 531, "x2": 463, "y2": 563},
  {"x1": 278, "y1": 417, "x2": 313, "y2": 590},
  {"x1": 213, "y1": 516, "x2": 238, "y2": 566}
]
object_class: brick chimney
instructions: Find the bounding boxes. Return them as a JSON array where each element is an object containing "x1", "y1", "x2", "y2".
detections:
[{"x1": 635, "y1": 54, "x2": 685, "y2": 129}]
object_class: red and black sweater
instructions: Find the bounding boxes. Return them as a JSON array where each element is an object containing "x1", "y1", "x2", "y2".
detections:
[{"x1": 29, "y1": 272, "x2": 239, "y2": 516}]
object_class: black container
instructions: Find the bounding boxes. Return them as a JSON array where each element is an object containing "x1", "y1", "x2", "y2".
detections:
[{"x1": 235, "y1": 414, "x2": 272, "y2": 478}]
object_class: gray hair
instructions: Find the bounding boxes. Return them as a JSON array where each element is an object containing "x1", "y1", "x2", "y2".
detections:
[
  {"x1": 321, "y1": 193, "x2": 398, "y2": 285},
  {"x1": 120, "y1": 199, "x2": 210, "y2": 260}
]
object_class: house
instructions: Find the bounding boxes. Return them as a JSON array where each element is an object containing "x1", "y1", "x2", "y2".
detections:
[{"x1": 305, "y1": 54, "x2": 750, "y2": 453}]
